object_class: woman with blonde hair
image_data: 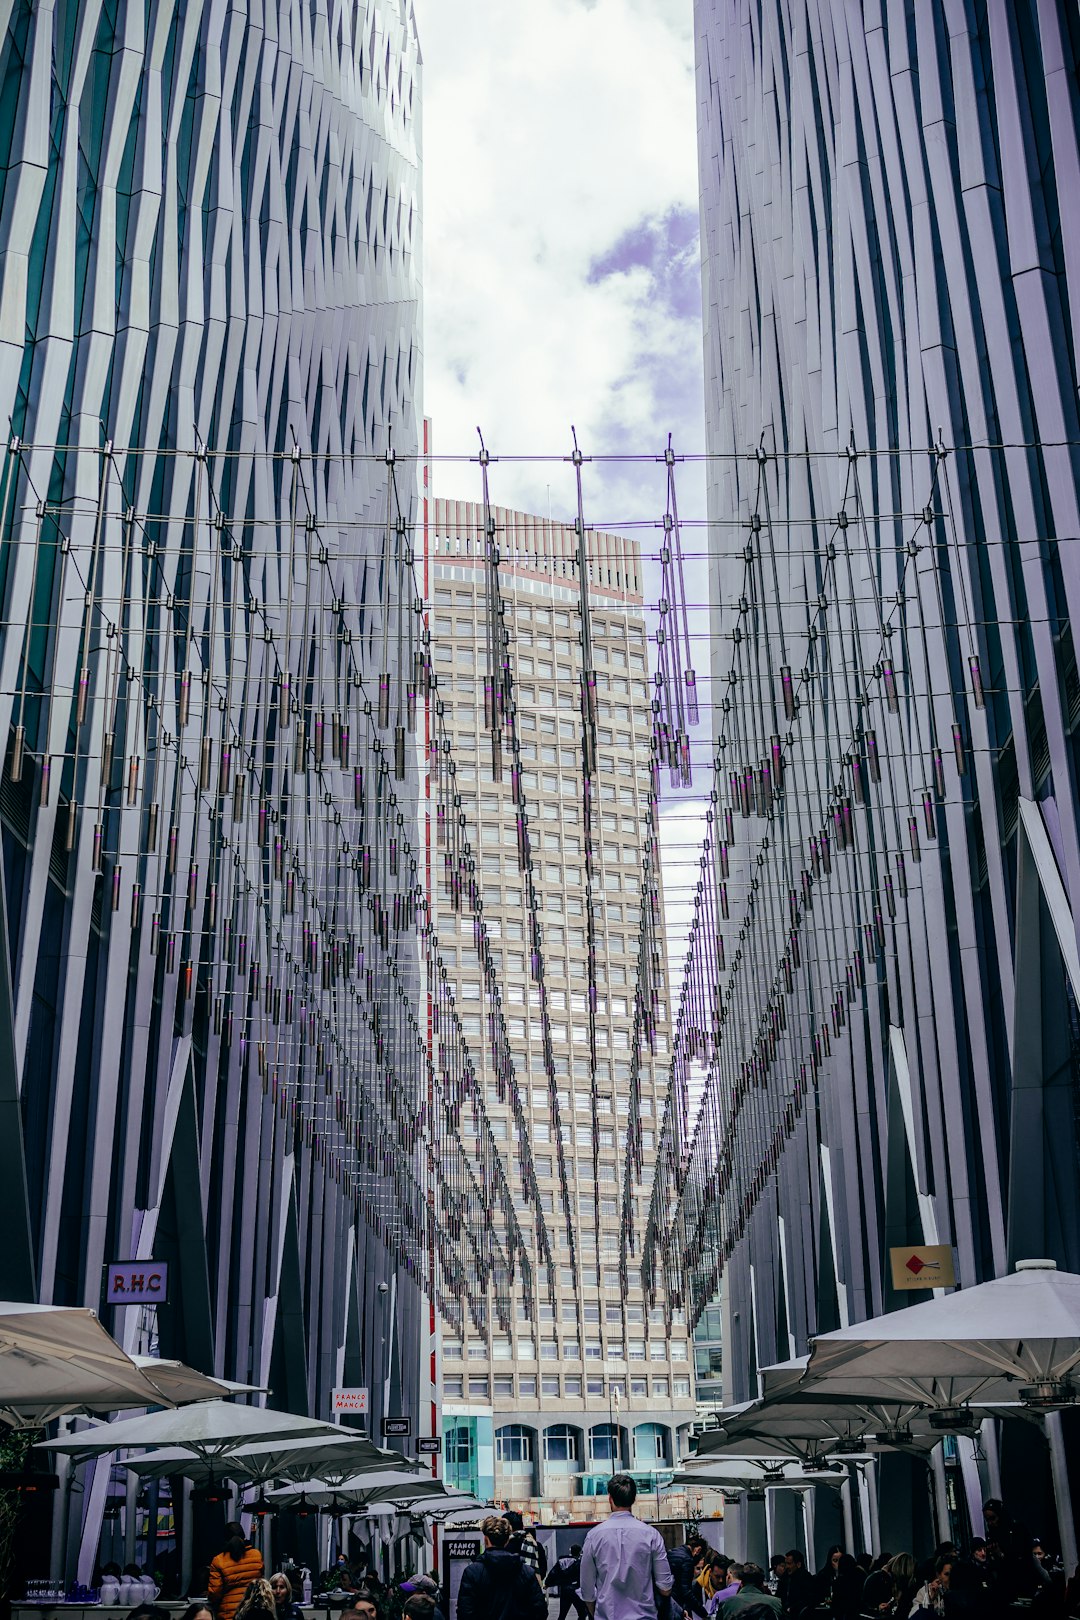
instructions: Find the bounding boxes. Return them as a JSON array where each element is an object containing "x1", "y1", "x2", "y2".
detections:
[
  {"x1": 881, "y1": 1552, "x2": 919, "y2": 1618},
  {"x1": 234, "y1": 1581, "x2": 277, "y2": 1620}
]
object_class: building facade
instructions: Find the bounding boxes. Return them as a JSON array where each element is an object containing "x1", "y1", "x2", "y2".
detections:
[
  {"x1": 425, "y1": 497, "x2": 697, "y2": 1518},
  {"x1": 663, "y1": 0, "x2": 1080, "y2": 1543},
  {"x1": 0, "y1": 0, "x2": 434, "y2": 1573}
]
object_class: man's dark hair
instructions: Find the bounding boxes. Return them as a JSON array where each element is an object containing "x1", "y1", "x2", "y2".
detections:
[
  {"x1": 402, "y1": 1600, "x2": 435, "y2": 1620},
  {"x1": 770, "y1": 1554, "x2": 786, "y2": 1570},
  {"x1": 607, "y1": 1473, "x2": 637, "y2": 1508},
  {"x1": 785, "y1": 1550, "x2": 805, "y2": 1567},
  {"x1": 738, "y1": 1564, "x2": 766, "y2": 1591},
  {"x1": 569, "y1": 1545, "x2": 582, "y2": 1558},
  {"x1": 502, "y1": 1509, "x2": 524, "y2": 1531}
]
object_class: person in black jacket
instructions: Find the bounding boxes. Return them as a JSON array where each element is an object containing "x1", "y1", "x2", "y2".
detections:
[
  {"x1": 457, "y1": 1516, "x2": 547, "y2": 1620},
  {"x1": 668, "y1": 1538, "x2": 708, "y2": 1618},
  {"x1": 777, "y1": 1549, "x2": 815, "y2": 1619},
  {"x1": 546, "y1": 1545, "x2": 586, "y2": 1620}
]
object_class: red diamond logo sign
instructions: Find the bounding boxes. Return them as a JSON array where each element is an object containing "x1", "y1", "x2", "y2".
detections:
[{"x1": 906, "y1": 1255, "x2": 926, "y2": 1275}]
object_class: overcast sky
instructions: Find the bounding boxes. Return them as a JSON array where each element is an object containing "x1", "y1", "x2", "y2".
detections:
[
  {"x1": 414, "y1": 0, "x2": 710, "y2": 959},
  {"x1": 414, "y1": 0, "x2": 705, "y2": 528}
]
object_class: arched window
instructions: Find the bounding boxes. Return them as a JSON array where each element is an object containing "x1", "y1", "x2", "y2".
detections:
[
  {"x1": 633, "y1": 1423, "x2": 669, "y2": 1463},
  {"x1": 590, "y1": 1423, "x2": 620, "y2": 1463},
  {"x1": 496, "y1": 1424, "x2": 534, "y2": 1466},
  {"x1": 543, "y1": 1424, "x2": 579, "y2": 1466}
]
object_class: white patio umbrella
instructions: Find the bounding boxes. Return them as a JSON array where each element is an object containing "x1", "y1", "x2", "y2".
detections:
[
  {"x1": 37, "y1": 1398, "x2": 342, "y2": 1462},
  {"x1": 130, "y1": 1356, "x2": 264, "y2": 1405},
  {"x1": 269, "y1": 1473, "x2": 450, "y2": 1510},
  {"x1": 125, "y1": 1433, "x2": 419, "y2": 1486},
  {"x1": 414, "y1": 1497, "x2": 489, "y2": 1524},
  {"x1": 803, "y1": 1259, "x2": 1080, "y2": 1411},
  {"x1": 703, "y1": 1391, "x2": 983, "y2": 1454},
  {"x1": 673, "y1": 1460, "x2": 846, "y2": 1490},
  {"x1": 0, "y1": 1303, "x2": 180, "y2": 1428}
]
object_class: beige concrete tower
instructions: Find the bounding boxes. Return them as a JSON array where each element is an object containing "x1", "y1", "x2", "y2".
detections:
[{"x1": 423, "y1": 495, "x2": 695, "y2": 1523}]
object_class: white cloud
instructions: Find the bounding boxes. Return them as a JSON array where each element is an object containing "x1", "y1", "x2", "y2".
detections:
[
  {"x1": 415, "y1": 0, "x2": 712, "y2": 1022},
  {"x1": 415, "y1": 0, "x2": 705, "y2": 522}
]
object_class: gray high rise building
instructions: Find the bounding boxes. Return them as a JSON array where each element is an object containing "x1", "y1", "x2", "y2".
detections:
[
  {"x1": 0, "y1": 0, "x2": 435, "y2": 1577},
  {"x1": 667, "y1": 0, "x2": 1080, "y2": 1554},
  {"x1": 425, "y1": 497, "x2": 697, "y2": 1519}
]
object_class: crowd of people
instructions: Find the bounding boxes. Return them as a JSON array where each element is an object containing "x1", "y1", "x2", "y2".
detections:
[
  {"x1": 104, "y1": 1489, "x2": 1080, "y2": 1620},
  {"x1": 667, "y1": 1499, "x2": 1080, "y2": 1618},
  {"x1": 113, "y1": 1521, "x2": 444, "y2": 1620}
]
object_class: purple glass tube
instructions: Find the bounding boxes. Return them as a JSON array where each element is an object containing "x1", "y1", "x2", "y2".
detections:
[
  {"x1": 882, "y1": 660, "x2": 899, "y2": 712},
  {"x1": 968, "y1": 653, "x2": 985, "y2": 709},
  {"x1": 952, "y1": 722, "x2": 965, "y2": 773}
]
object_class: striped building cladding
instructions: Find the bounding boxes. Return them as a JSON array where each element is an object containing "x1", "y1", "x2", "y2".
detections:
[
  {"x1": 0, "y1": 0, "x2": 428, "y2": 1521},
  {"x1": 684, "y1": 0, "x2": 1080, "y2": 1435}
]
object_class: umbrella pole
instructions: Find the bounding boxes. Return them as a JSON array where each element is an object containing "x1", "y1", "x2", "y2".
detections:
[
  {"x1": 839, "y1": 1475, "x2": 855, "y2": 1553},
  {"x1": 1044, "y1": 1413, "x2": 1078, "y2": 1576},
  {"x1": 180, "y1": 1479, "x2": 194, "y2": 1594},
  {"x1": 124, "y1": 1473, "x2": 138, "y2": 1569},
  {"x1": 928, "y1": 1446, "x2": 950, "y2": 1544},
  {"x1": 980, "y1": 1418, "x2": 1002, "y2": 1498},
  {"x1": 49, "y1": 1422, "x2": 72, "y2": 1585}
]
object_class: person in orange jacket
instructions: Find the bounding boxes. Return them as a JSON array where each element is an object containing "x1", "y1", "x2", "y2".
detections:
[{"x1": 207, "y1": 1524, "x2": 264, "y2": 1620}]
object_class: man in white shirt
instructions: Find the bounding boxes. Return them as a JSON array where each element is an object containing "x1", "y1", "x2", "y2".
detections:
[{"x1": 579, "y1": 1474, "x2": 673, "y2": 1620}]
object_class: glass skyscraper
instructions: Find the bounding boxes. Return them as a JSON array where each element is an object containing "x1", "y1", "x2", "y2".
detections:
[
  {"x1": 0, "y1": 0, "x2": 427, "y2": 1576},
  {"x1": 680, "y1": 0, "x2": 1080, "y2": 1557}
]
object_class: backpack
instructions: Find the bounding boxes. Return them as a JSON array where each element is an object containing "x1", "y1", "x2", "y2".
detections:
[{"x1": 547, "y1": 1557, "x2": 581, "y2": 1592}]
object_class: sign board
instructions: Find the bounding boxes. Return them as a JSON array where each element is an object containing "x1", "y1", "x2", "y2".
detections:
[
  {"x1": 890, "y1": 1244, "x2": 956, "y2": 1291},
  {"x1": 438, "y1": 1529, "x2": 482, "y2": 1620},
  {"x1": 418, "y1": 1436, "x2": 441, "y2": 1455},
  {"x1": 106, "y1": 1262, "x2": 168, "y2": 1305},
  {"x1": 332, "y1": 1387, "x2": 369, "y2": 1414},
  {"x1": 381, "y1": 1416, "x2": 412, "y2": 1438}
]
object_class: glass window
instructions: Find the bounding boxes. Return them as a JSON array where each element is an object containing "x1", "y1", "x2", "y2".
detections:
[
  {"x1": 635, "y1": 1424, "x2": 667, "y2": 1462},
  {"x1": 589, "y1": 1424, "x2": 619, "y2": 1462},
  {"x1": 543, "y1": 1425, "x2": 579, "y2": 1463},
  {"x1": 541, "y1": 1375, "x2": 560, "y2": 1397},
  {"x1": 446, "y1": 1423, "x2": 474, "y2": 1479},
  {"x1": 630, "y1": 1377, "x2": 648, "y2": 1397},
  {"x1": 671, "y1": 1341, "x2": 688, "y2": 1360},
  {"x1": 565, "y1": 1376, "x2": 582, "y2": 1396},
  {"x1": 444, "y1": 1340, "x2": 463, "y2": 1358},
  {"x1": 496, "y1": 1424, "x2": 534, "y2": 1463},
  {"x1": 673, "y1": 1376, "x2": 691, "y2": 1397},
  {"x1": 444, "y1": 1376, "x2": 464, "y2": 1399},
  {"x1": 540, "y1": 1340, "x2": 559, "y2": 1359},
  {"x1": 493, "y1": 1376, "x2": 514, "y2": 1397},
  {"x1": 468, "y1": 1377, "x2": 490, "y2": 1398},
  {"x1": 651, "y1": 1378, "x2": 669, "y2": 1398},
  {"x1": 586, "y1": 1376, "x2": 605, "y2": 1397},
  {"x1": 519, "y1": 1374, "x2": 537, "y2": 1395}
]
